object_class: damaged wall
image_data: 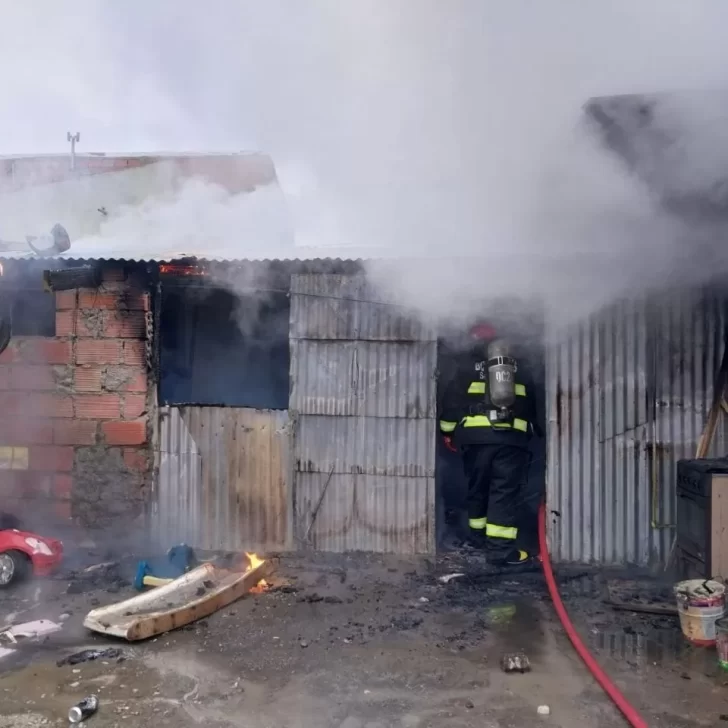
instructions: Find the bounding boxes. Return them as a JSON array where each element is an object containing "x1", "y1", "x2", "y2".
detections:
[
  {"x1": 546, "y1": 287, "x2": 727, "y2": 566},
  {"x1": 0, "y1": 264, "x2": 153, "y2": 530}
]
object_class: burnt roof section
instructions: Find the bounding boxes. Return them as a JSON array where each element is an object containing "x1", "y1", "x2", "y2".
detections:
[{"x1": 585, "y1": 90, "x2": 728, "y2": 221}]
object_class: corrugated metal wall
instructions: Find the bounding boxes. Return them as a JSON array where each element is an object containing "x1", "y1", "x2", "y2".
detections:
[
  {"x1": 153, "y1": 406, "x2": 290, "y2": 552},
  {"x1": 547, "y1": 289, "x2": 727, "y2": 565},
  {"x1": 290, "y1": 274, "x2": 437, "y2": 553}
]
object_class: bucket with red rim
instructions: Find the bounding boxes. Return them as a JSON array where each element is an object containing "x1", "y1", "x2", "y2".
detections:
[{"x1": 674, "y1": 579, "x2": 726, "y2": 647}]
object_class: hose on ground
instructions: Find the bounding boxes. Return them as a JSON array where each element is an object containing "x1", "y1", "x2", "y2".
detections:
[{"x1": 538, "y1": 502, "x2": 648, "y2": 728}]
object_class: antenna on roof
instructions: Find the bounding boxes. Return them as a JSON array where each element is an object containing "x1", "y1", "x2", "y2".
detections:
[{"x1": 67, "y1": 132, "x2": 80, "y2": 171}]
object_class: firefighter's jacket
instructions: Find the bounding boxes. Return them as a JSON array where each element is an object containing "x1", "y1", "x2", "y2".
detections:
[{"x1": 439, "y1": 348, "x2": 537, "y2": 448}]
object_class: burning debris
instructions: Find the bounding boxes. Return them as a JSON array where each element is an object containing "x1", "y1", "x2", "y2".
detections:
[{"x1": 82, "y1": 550, "x2": 272, "y2": 641}]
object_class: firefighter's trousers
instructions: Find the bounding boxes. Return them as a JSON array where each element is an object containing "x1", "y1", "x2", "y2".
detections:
[{"x1": 462, "y1": 443, "x2": 529, "y2": 559}]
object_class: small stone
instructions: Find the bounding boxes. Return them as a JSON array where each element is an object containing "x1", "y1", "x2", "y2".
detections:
[
  {"x1": 537, "y1": 705, "x2": 550, "y2": 716},
  {"x1": 58, "y1": 613, "x2": 71, "y2": 622},
  {"x1": 500, "y1": 652, "x2": 531, "y2": 673},
  {"x1": 465, "y1": 701, "x2": 474, "y2": 709},
  {"x1": 418, "y1": 597, "x2": 429, "y2": 603},
  {"x1": 300, "y1": 640, "x2": 309, "y2": 648}
]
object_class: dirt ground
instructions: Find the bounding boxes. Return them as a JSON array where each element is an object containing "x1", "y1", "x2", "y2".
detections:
[{"x1": 1, "y1": 550, "x2": 727, "y2": 728}]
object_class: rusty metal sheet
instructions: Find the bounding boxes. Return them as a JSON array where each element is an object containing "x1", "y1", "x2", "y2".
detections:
[
  {"x1": 547, "y1": 289, "x2": 727, "y2": 566},
  {"x1": 153, "y1": 406, "x2": 290, "y2": 553},
  {"x1": 290, "y1": 274, "x2": 436, "y2": 341},
  {"x1": 295, "y1": 472, "x2": 434, "y2": 553}
]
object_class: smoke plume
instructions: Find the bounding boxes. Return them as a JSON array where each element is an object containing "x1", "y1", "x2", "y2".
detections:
[{"x1": 3, "y1": 2, "x2": 728, "y2": 330}]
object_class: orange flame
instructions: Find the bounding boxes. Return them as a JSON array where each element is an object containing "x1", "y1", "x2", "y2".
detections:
[
  {"x1": 245, "y1": 552, "x2": 264, "y2": 571},
  {"x1": 250, "y1": 578, "x2": 269, "y2": 594}
]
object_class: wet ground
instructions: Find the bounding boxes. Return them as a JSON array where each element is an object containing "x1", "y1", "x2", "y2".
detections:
[{"x1": 1, "y1": 549, "x2": 727, "y2": 727}]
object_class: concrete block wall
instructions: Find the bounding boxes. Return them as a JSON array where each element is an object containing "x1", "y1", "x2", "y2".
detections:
[{"x1": 0, "y1": 266, "x2": 153, "y2": 529}]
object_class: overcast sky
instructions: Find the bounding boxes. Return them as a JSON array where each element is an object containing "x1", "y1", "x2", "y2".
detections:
[{"x1": 3, "y1": 1, "x2": 728, "y2": 319}]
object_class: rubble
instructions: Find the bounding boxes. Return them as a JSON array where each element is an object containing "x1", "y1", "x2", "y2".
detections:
[
  {"x1": 500, "y1": 652, "x2": 531, "y2": 673},
  {"x1": 57, "y1": 648, "x2": 122, "y2": 667}
]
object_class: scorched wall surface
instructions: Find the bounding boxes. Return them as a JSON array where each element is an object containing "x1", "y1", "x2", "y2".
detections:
[{"x1": 0, "y1": 266, "x2": 152, "y2": 528}]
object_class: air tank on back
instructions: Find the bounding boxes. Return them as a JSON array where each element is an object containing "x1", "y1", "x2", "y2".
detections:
[{"x1": 487, "y1": 338, "x2": 517, "y2": 411}]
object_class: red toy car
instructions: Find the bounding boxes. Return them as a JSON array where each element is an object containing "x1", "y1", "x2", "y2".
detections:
[{"x1": 0, "y1": 518, "x2": 63, "y2": 587}]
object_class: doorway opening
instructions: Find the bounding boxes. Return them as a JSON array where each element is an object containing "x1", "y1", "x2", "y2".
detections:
[{"x1": 435, "y1": 305, "x2": 546, "y2": 555}]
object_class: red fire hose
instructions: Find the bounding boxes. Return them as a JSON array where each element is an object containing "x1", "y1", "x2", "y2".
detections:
[{"x1": 538, "y1": 503, "x2": 648, "y2": 728}]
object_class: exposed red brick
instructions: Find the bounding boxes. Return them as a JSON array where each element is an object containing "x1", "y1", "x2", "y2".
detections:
[
  {"x1": 0, "y1": 392, "x2": 30, "y2": 416},
  {"x1": 9, "y1": 365, "x2": 55, "y2": 390},
  {"x1": 0, "y1": 418, "x2": 53, "y2": 445},
  {"x1": 123, "y1": 448, "x2": 149, "y2": 472},
  {"x1": 122, "y1": 341, "x2": 146, "y2": 367},
  {"x1": 21, "y1": 339, "x2": 72, "y2": 365},
  {"x1": 53, "y1": 474, "x2": 73, "y2": 500},
  {"x1": 78, "y1": 291, "x2": 149, "y2": 310},
  {"x1": 0, "y1": 342, "x2": 20, "y2": 364},
  {"x1": 126, "y1": 371, "x2": 147, "y2": 392},
  {"x1": 103, "y1": 310, "x2": 146, "y2": 339},
  {"x1": 102, "y1": 419, "x2": 147, "y2": 446},
  {"x1": 0, "y1": 473, "x2": 24, "y2": 498},
  {"x1": 74, "y1": 366, "x2": 103, "y2": 392},
  {"x1": 29, "y1": 393, "x2": 73, "y2": 418},
  {"x1": 76, "y1": 339, "x2": 122, "y2": 364},
  {"x1": 2, "y1": 472, "x2": 53, "y2": 498},
  {"x1": 123, "y1": 394, "x2": 147, "y2": 419},
  {"x1": 29, "y1": 445, "x2": 74, "y2": 472},
  {"x1": 54, "y1": 290, "x2": 77, "y2": 310},
  {"x1": 75, "y1": 394, "x2": 121, "y2": 419},
  {"x1": 55, "y1": 310, "x2": 75, "y2": 337},
  {"x1": 54, "y1": 500, "x2": 72, "y2": 520},
  {"x1": 53, "y1": 419, "x2": 97, "y2": 446}
]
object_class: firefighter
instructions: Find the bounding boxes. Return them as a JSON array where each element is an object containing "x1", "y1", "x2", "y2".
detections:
[{"x1": 439, "y1": 321, "x2": 539, "y2": 567}]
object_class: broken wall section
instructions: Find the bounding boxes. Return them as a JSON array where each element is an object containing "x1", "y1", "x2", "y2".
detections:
[{"x1": 0, "y1": 265, "x2": 153, "y2": 531}]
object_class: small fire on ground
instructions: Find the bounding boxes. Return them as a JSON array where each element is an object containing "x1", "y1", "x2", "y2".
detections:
[{"x1": 245, "y1": 552, "x2": 269, "y2": 593}]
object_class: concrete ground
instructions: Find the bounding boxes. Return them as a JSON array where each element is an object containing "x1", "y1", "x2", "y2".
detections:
[{"x1": 1, "y1": 551, "x2": 727, "y2": 728}]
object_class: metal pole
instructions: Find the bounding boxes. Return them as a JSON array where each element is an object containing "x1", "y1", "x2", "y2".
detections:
[{"x1": 67, "y1": 132, "x2": 80, "y2": 170}]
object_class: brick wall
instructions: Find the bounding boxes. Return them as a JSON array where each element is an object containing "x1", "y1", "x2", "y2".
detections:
[{"x1": 0, "y1": 266, "x2": 153, "y2": 528}]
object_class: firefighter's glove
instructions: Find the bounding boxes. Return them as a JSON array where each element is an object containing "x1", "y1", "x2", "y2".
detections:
[{"x1": 443, "y1": 436, "x2": 457, "y2": 453}]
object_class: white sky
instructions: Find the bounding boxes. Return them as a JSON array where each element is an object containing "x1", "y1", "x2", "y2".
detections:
[{"x1": 2, "y1": 1, "x2": 728, "y2": 319}]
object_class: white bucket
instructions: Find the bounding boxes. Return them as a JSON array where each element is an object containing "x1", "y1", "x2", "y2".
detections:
[{"x1": 674, "y1": 579, "x2": 726, "y2": 646}]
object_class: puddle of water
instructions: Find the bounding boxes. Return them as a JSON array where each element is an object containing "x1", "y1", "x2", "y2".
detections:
[{"x1": 484, "y1": 599, "x2": 546, "y2": 658}]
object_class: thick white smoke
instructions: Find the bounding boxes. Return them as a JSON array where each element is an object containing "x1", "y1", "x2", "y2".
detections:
[{"x1": 2, "y1": 1, "x2": 728, "y2": 328}]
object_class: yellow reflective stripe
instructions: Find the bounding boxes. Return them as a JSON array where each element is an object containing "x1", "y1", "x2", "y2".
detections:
[
  {"x1": 515, "y1": 384, "x2": 526, "y2": 396},
  {"x1": 440, "y1": 420, "x2": 457, "y2": 433},
  {"x1": 462, "y1": 415, "x2": 490, "y2": 427},
  {"x1": 463, "y1": 416, "x2": 528, "y2": 432},
  {"x1": 486, "y1": 523, "x2": 518, "y2": 540},
  {"x1": 468, "y1": 381, "x2": 486, "y2": 394},
  {"x1": 468, "y1": 517, "x2": 487, "y2": 530}
]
